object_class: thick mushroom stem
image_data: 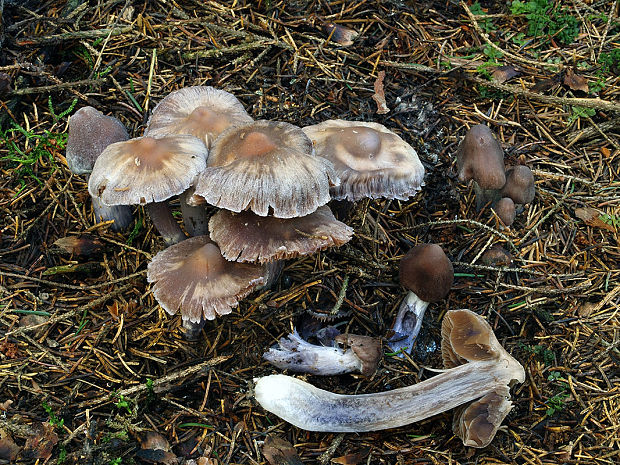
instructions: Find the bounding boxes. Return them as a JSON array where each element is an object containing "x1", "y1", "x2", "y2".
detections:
[
  {"x1": 91, "y1": 197, "x2": 134, "y2": 232},
  {"x1": 146, "y1": 202, "x2": 186, "y2": 245},
  {"x1": 473, "y1": 181, "x2": 502, "y2": 211},
  {"x1": 180, "y1": 317, "x2": 206, "y2": 341},
  {"x1": 180, "y1": 189, "x2": 208, "y2": 236},
  {"x1": 254, "y1": 309, "x2": 525, "y2": 441},
  {"x1": 254, "y1": 357, "x2": 521, "y2": 432},
  {"x1": 388, "y1": 291, "x2": 428, "y2": 355},
  {"x1": 264, "y1": 331, "x2": 364, "y2": 376}
]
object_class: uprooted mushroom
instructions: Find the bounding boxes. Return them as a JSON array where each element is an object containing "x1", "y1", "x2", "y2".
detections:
[{"x1": 254, "y1": 309, "x2": 524, "y2": 447}]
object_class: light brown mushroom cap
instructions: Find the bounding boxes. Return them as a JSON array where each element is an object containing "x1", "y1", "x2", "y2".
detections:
[
  {"x1": 334, "y1": 333, "x2": 382, "y2": 377},
  {"x1": 88, "y1": 135, "x2": 208, "y2": 205},
  {"x1": 303, "y1": 119, "x2": 424, "y2": 201},
  {"x1": 457, "y1": 124, "x2": 506, "y2": 189},
  {"x1": 66, "y1": 106, "x2": 129, "y2": 175},
  {"x1": 209, "y1": 206, "x2": 353, "y2": 263},
  {"x1": 147, "y1": 235, "x2": 266, "y2": 322},
  {"x1": 493, "y1": 197, "x2": 516, "y2": 227},
  {"x1": 453, "y1": 387, "x2": 513, "y2": 448},
  {"x1": 193, "y1": 120, "x2": 338, "y2": 218},
  {"x1": 399, "y1": 243, "x2": 454, "y2": 302},
  {"x1": 145, "y1": 86, "x2": 253, "y2": 148},
  {"x1": 501, "y1": 165, "x2": 535, "y2": 204}
]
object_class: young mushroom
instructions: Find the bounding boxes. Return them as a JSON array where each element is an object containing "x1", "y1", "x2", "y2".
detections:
[
  {"x1": 264, "y1": 330, "x2": 381, "y2": 376},
  {"x1": 501, "y1": 165, "x2": 535, "y2": 205},
  {"x1": 65, "y1": 106, "x2": 133, "y2": 231},
  {"x1": 457, "y1": 124, "x2": 506, "y2": 210},
  {"x1": 209, "y1": 206, "x2": 353, "y2": 264},
  {"x1": 492, "y1": 197, "x2": 516, "y2": 227},
  {"x1": 254, "y1": 309, "x2": 525, "y2": 447},
  {"x1": 388, "y1": 243, "x2": 454, "y2": 355},
  {"x1": 193, "y1": 120, "x2": 338, "y2": 218},
  {"x1": 147, "y1": 235, "x2": 268, "y2": 338},
  {"x1": 88, "y1": 135, "x2": 207, "y2": 245},
  {"x1": 303, "y1": 119, "x2": 424, "y2": 201}
]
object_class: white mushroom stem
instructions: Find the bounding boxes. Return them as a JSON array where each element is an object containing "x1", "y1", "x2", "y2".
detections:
[
  {"x1": 146, "y1": 202, "x2": 187, "y2": 245},
  {"x1": 388, "y1": 291, "x2": 428, "y2": 355},
  {"x1": 255, "y1": 356, "x2": 521, "y2": 432},
  {"x1": 263, "y1": 331, "x2": 363, "y2": 376},
  {"x1": 180, "y1": 190, "x2": 208, "y2": 236}
]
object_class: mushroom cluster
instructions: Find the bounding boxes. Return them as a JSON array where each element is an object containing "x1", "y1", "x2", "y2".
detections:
[
  {"x1": 457, "y1": 124, "x2": 535, "y2": 227},
  {"x1": 67, "y1": 86, "x2": 425, "y2": 337}
]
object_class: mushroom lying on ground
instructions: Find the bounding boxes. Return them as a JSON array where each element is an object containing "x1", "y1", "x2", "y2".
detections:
[
  {"x1": 88, "y1": 135, "x2": 207, "y2": 245},
  {"x1": 263, "y1": 330, "x2": 381, "y2": 376},
  {"x1": 209, "y1": 206, "x2": 353, "y2": 263},
  {"x1": 457, "y1": 124, "x2": 506, "y2": 210},
  {"x1": 147, "y1": 235, "x2": 268, "y2": 338},
  {"x1": 388, "y1": 243, "x2": 454, "y2": 355},
  {"x1": 302, "y1": 119, "x2": 424, "y2": 201},
  {"x1": 254, "y1": 309, "x2": 525, "y2": 447},
  {"x1": 65, "y1": 106, "x2": 133, "y2": 231}
]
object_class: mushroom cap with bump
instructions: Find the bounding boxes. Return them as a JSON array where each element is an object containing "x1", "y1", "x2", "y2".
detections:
[
  {"x1": 457, "y1": 124, "x2": 506, "y2": 190},
  {"x1": 193, "y1": 120, "x2": 338, "y2": 218},
  {"x1": 145, "y1": 86, "x2": 253, "y2": 148},
  {"x1": 88, "y1": 135, "x2": 208, "y2": 206},
  {"x1": 303, "y1": 119, "x2": 425, "y2": 201},
  {"x1": 147, "y1": 235, "x2": 267, "y2": 322},
  {"x1": 501, "y1": 165, "x2": 535, "y2": 204},
  {"x1": 399, "y1": 243, "x2": 454, "y2": 302},
  {"x1": 209, "y1": 206, "x2": 353, "y2": 264},
  {"x1": 66, "y1": 106, "x2": 129, "y2": 175}
]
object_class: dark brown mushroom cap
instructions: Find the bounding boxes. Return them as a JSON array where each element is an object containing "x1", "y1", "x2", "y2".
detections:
[
  {"x1": 399, "y1": 243, "x2": 454, "y2": 302},
  {"x1": 481, "y1": 245, "x2": 513, "y2": 267},
  {"x1": 145, "y1": 86, "x2": 253, "y2": 148},
  {"x1": 334, "y1": 333, "x2": 382, "y2": 376},
  {"x1": 441, "y1": 309, "x2": 503, "y2": 367},
  {"x1": 501, "y1": 165, "x2": 535, "y2": 204},
  {"x1": 453, "y1": 387, "x2": 513, "y2": 448},
  {"x1": 457, "y1": 124, "x2": 506, "y2": 189},
  {"x1": 147, "y1": 235, "x2": 266, "y2": 322},
  {"x1": 493, "y1": 197, "x2": 516, "y2": 227},
  {"x1": 88, "y1": 135, "x2": 208, "y2": 205},
  {"x1": 193, "y1": 120, "x2": 338, "y2": 218},
  {"x1": 66, "y1": 106, "x2": 129, "y2": 175},
  {"x1": 303, "y1": 120, "x2": 424, "y2": 201},
  {"x1": 209, "y1": 206, "x2": 353, "y2": 263}
]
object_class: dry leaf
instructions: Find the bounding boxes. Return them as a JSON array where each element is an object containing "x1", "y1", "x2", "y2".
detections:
[
  {"x1": 601, "y1": 147, "x2": 611, "y2": 158},
  {"x1": 52, "y1": 235, "x2": 103, "y2": 256},
  {"x1": 372, "y1": 71, "x2": 390, "y2": 114},
  {"x1": 577, "y1": 302, "x2": 597, "y2": 318},
  {"x1": 263, "y1": 435, "x2": 303, "y2": 465},
  {"x1": 563, "y1": 69, "x2": 589, "y2": 93},
  {"x1": 491, "y1": 65, "x2": 521, "y2": 83},
  {"x1": 575, "y1": 207, "x2": 616, "y2": 232},
  {"x1": 331, "y1": 449, "x2": 370, "y2": 465},
  {"x1": 532, "y1": 73, "x2": 562, "y2": 93},
  {"x1": 22, "y1": 422, "x2": 58, "y2": 461},
  {"x1": 0, "y1": 428, "x2": 20, "y2": 461},
  {"x1": 322, "y1": 22, "x2": 358, "y2": 46}
]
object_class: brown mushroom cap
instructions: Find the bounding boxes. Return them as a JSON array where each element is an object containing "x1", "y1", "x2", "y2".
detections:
[
  {"x1": 334, "y1": 333, "x2": 382, "y2": 376},
  {"x1": 399, "y1": 243, "x2": 454, "y2": 302},
  {"x1": 493, "y1": 197, "x2": 516, "y2": 227},
  {"x1": 88, "y1": 135, "x2": 208, "y2": 205},
  {"x1": 457, "y1": 124, "x2": 506, "y2": 189},
  {"x1": 193, "y1": 120, "x2": 337, "y2": 218},
  {"x1": 441, "y1": 309, "x2": 504, "y2": 367},
  {"x1": 453, "y1": 387, "x2": 513, "y2": 448},
  {"x1": 66, "y1": 106, "x2": 129, "y2": 175},
  {"x1": 147, "y1": 236, "x2": 266, "y2": 322},
  {"x1": 209, "y1": 205, "x2": 353, "y2": 263},
  {"x1": 481, "y1": 245, "x2": 513, "y2": 267},
  {"x1": 501, "y1": 165, "x2": 535, "y2": 204},
  {"x1": 145, "y1": 86, "x2": 253, "y2": 148},
  {"x1": 303, "y1": 119, "x2": 424, "y2": 201}
]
